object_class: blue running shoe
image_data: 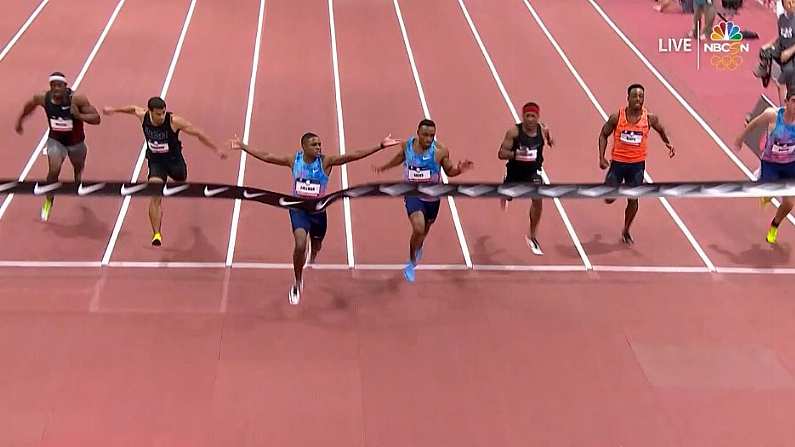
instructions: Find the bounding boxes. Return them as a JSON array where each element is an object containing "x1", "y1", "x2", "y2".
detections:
[{"x1": 403, "y1": 262, "x2": 416, "y2": 283}]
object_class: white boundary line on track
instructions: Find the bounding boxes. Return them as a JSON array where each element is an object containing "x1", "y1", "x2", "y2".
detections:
[
  {"x1": 586, "y1": 0, "x2": 795, "y2": 228},
  {"x1": 225, "y1": 0, "x2": 266, "y2": 267},
  {"x1": 0, "y1": 0, "x2": 128, "y2": 222},
  {"x1": 0, "y1": 0, "x2": 49, "y2": 63},
  {"x1": 454, "y1": 0, "x2": 592, "y2": 270},
  {"x1": 391, "y1": 0, "x2": 473, "y2": 269},
  {"x1": 519, "y1": 0, "x2": 716, "y2": 272},
  {"x1": 1, "y1": 259, "x2": 795, "y2": 274},
  {"x1": 327, "y1": 0, "x2": 356, "y2": 268},
  {"x1": 101, "y1": 0, "x2": 198, "y2": 265}
]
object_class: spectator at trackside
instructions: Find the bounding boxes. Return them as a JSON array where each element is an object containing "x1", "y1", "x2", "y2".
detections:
[
  {"x1": 755, "y1": 0, "x2": 795, "y2": 102},
  {"x1": 689, "y1": 0, "x2": 716, "y2": 40}
]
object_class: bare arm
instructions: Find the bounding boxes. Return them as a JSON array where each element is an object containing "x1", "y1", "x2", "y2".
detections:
[
  {"x1": 541, "y1": 122, "x2": 554, "y2": 147},
  {"x1": 373, "y1": 141, "x2": 407, "y2": 173},
  {"x1": 70, "y1": 94, "x2": 100, "y2": 125},
  {"x1": 598, "y1": 113, "x2": 619, "y2": 168},
  {"x1": 171, "y1": 115, "x2": 225, "y2": 158},
  {"x1": 229, "y1": 136, "x2": 292, "y2": 167},
  {"x1": 497, "y1": 126, "x2": 518, "y2": 160},
  {"x1": 437, "y1": 143, "x2": 473, "y2": 177},
  {"x1": 648, "y1": 113, "x2": 675, "y2": 158},
  {"x1": 734, "y1": 107, "x2": 776, "y2": 151},
  {"x1": 15, "y1": 93, "x2": 45, "y2": 134},
  {"x1": 102, "y1": 105, "x2": 147, "y2": 122},
  {"x1": 324, "y1": 134, "x2": 401, "y2": 167}
]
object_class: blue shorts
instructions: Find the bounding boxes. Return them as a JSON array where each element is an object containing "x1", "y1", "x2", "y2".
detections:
[
  {"x1": 760, "y1": 160, "x2": 795, "y2": 181},
  {"x1": 605, "y1": 160, "x2": 645, "y2": 187},
  {"x1": 289, "y1": 209, "x2": 327, "y2": 240},
  {"x1": 404, "y1": 197, "x2": 441, "y2": 222}
]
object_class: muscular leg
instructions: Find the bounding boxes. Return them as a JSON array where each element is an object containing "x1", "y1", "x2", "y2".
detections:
[
  {"x1": 623, "y1": 199, "x2": 639, "y2": 243},
  {"x1": 148, "y1": 177, "x2": 165, "y2": 236},
  {"x1": 293, "y1": 228, "x2": 309, "y2": 284},
  {"x1": 309, "y1": 236, "x2": 322, "y2": 264},
  {"x1": 67, "y1": 142, "x2": 87, "y2": 185},
  {"x1": 45, "y1": 141, "x2": 67, "y2": 202},
  {"x1": 409, "y1": 211, "x2": 427, "y2": 265},
  {"x1": 528, "y1": 198, "x2": 542, "y2": 239}
]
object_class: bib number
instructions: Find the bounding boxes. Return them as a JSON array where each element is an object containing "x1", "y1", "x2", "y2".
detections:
[
  {"x1": 772, "y1": 143, "x2": 795, "y2": 155},
  {"x1": 147, "y1": 140, "x2": 170, "y2": 154},
  {"x1": 295, "y1": 179, "x2": 321, "y2": 197},
  {"x1": 515, "y1": 146, "x2": 538, "y2": 162},
  {"x1": 620, "y1": 130, "x2": 643, "y2": 146},
  {"x1": 49, "y1": 118, "x2": 73, "y2": 132},
  {"x1": 408, "y1": 166, "x2": 432, "y2": 182}
]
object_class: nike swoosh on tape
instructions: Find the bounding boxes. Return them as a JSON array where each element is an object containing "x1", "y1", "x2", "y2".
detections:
[
  {"x1": 243, "y1": 190, "x2": 267, "y2": 199},
  {"x1": 314, "y1": 196, "x2": 335, "y2": 211},
  {"x1": 33, "y1": 182, "x2": 62, "y2": 195},
  {"x1": 120, "y1": 183, "x2": 149, "y2": 195},
  {"x1": 204, "y1": 186, "x2": 230, "y2": 197},
  {"x1": 77, "y1": 183, "x2": 107, "y2": 196},
  {"x1": 279, "y1": 198, "x2": 303, "y2": 206},
  {"x1": 163, "y1": 184, "x2": 190, "y2": 196}
]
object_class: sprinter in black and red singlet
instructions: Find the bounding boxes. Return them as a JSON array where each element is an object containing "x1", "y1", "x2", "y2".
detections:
[
  {"x1": 497, "y1": 102, "x2": 554, "y2": 255},
  {"x1": 15, "y1": 72, "x2": 101, "y2": 221},
  {"x1": 103, "y1": 97, "x2": 226, "y2": 246}
]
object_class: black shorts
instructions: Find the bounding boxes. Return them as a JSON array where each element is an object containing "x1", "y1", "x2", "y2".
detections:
[
  {"x1": 605, "y1": 160, "x2": 644, "y2": 187},
  {"x1": 504, "y1": 171, "x2": 543, "y2": 184},
  {"x1": 148, "y1": 156, "x2": 187, "y2": 182}
]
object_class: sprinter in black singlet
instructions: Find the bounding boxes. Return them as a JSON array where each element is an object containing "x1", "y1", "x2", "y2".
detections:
[
  {"x1": 15, "y1": 72, "x2": 101, "y2": 221},
  {"x1": 497, "y1": 102, "x2": 553, "y2": 255},
  {"x1": 103, "y1": 97, "x2": 225, "y2": 246}
]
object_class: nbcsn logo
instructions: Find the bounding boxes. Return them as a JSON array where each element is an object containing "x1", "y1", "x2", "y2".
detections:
[{"x1": 657, "y1": 20, "x2": 749, "y2": 71}]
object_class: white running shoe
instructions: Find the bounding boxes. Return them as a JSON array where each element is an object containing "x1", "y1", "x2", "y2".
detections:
[
  {"x1": 525, "y1": 236, "x2": 543, "y2": 255},
  {"x1": 288, "y1": 281, "x2": 303, "y2": 305}
]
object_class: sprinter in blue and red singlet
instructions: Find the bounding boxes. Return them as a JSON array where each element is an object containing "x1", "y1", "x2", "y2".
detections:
[
  {"x1": 735, "y1": 88, "x2": 795, "y2": 244},
  {"x1": 374, "y1": 119, "x2": 474, "y2": 283},
  {"x1": 230, "y1": 132, "x2": 401, "y2": 305}
]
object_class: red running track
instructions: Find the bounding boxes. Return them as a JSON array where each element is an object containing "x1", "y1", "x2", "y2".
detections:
[{"x1": 0, "y1": 0, "x2": 794, "y2": 445}]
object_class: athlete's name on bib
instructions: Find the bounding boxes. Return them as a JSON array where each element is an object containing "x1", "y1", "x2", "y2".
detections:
[
  {"x1": 407, "y1": 166, "x2": 432, "y2": 182},
  {"x1": 295, "y1": 178, "x2": 321, "y2": 197},
  {"x1": 772, "y1": 142, "x2": 795, "y2": 154},
  {"x1": 148, "y1": 140, "x2": 170, "y2": 153},
  {"x1": 50, "y1": 118, "x2": 73, "y2": 132},
  {"x1": 515, "y1": 146, "x2": 538, "y2": 162},
  {"x1": 620, "y1": 130, "x2": 643, "y2": 145}
]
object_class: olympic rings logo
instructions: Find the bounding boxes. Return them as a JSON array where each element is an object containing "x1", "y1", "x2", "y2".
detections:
[{"x1": 709, "y1": 42, "x2": 744, "y2": 71}]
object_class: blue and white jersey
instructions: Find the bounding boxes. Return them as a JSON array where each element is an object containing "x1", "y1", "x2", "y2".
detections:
[{"x1": 291, "y1": 151, "x2": 329, "y2": 198}]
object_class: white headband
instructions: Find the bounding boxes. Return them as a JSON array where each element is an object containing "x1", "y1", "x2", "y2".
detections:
[{"x1": 48, "y1": 74, "x2": 67, "y2": 84}]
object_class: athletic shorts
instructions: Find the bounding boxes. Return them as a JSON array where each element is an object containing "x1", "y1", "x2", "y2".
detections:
[
  {"x1": 605, "y1": 160, "x2": 645, "y2": 188},
  {"x1": 148, "y1": 156, "x2": 187, "y2": 182},
  {"x1": 693, "y1": 0, "x2": 712, "y2": 7},
  {"x1": 46, "y1": 138, "x2": 87, "y2": 167},
  {"x1": 404, "y1": 196, "x2": 441, "y2": 223},
  {"x1": 760, "y1": 159, "x2": 795, "y2": 181},
  {"x1": 504, "y1": 170, "x2": 543, "y2": 184},
  {"x1": 289, "y1": 209, "x2": 328, "y2": 240}
]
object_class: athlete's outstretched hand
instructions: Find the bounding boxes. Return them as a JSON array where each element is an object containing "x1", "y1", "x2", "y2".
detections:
[
  {"x1": 666, "y1": 143, "x2": 675, "y2": 158},
  {"x1": 380, "y1": 134, "x2": 402, "y2": 149},
  {"x1": 228, "y1": 135, "x2": 247, "y2": 151},
  {"x1": 101, "y1": 106, "x2": 115, "y2": 116},
  {"x1": 457, "y1": 159, "x2": 474, "y2": 173}
]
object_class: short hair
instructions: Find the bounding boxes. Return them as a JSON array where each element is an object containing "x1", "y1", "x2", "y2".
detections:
[
  {"x1": 417, "y1": 119, "x2": 436, "y2": 131},
  {"x1": 147, "y1": 96, "x2": 167, "y2": 110},
  {"x1": 301, "y1": 132, "x2": 319, "y2": 146},
  {"x1": 627, "y1": 83, "x2": 645, "y2": 96}
]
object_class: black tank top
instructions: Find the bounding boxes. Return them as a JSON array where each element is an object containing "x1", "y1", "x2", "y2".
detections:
[
  {"x1": 142, "y1": 111, "x2": 182, "y2": 160},
  {"x1": 506, "y1": 123, "x2": 544, "y2": 176},
  {"x1": 44, "y1": 89, "x2": 85, "y2": 146}
]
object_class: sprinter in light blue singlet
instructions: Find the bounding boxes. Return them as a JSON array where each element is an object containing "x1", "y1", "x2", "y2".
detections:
[
  {"x1": 230, "y1": 131, "x2": 401, "y2": 305},
  {"x1": 735, "y1": 91, "x2": 795, "y2": 245},
  {"x1": 373, "y1": 119, "x2": 474, "y2": 283}
]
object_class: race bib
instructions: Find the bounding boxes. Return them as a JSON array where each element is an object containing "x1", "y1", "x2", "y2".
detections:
[
  {"x1": 407, "y1": 166, "x2": 432, "y2": 182},
  {"x1": 772, "y1": 142, "x2": 795, "y2": 154},
  {"x1": 49, "y1": 118, "x2": 73, "y2": 132},
  {"x1": 295, "y1": 178, "x2": 321, "y2": 197},
  {"x1": 147, "y1": 140, "x2": 170, "y2": 154},
  {"x1": 515, "y1": 145, "x2": 538, "y2": 162},
  {"x1": 620, "y1": 130, "x2": 643, "y2": 145}
]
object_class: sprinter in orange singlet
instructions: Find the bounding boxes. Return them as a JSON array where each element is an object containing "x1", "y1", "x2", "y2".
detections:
[{"x1": 598, "y1": 84, "x2": 675, "y2": 245}]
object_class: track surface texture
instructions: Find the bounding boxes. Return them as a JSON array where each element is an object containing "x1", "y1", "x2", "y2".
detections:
[{"x1": 1, "y1": 1, "x2": 793, "y2": 445}]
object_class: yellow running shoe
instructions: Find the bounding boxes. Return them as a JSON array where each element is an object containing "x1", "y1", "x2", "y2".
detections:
[
  {"x1": 766, "y1": 226, "x2": 778, "y2": 244},
  {"x1": 40, "y1": 197, "x2": 53, "y2": 222},
  {"x1": 152, "y1": 232, "x2": 162, "y2": 246},
  {"x1": 760, "y1": 197, "x2": 773, "y2": 208}
]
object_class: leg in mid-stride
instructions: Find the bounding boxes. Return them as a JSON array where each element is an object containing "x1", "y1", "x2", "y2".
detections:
[
  {"x1": 604, "y1": 160, "x2": 645, "y2": 245},
  {"x1": 403, "y1": 196, "x2": 440, "y2": 282},
  {"x1": 759, "y1": 160, "x2": 795, "y2": 244},
  {"x1": 146, "y1": 157, "x2": 187, "y2": 246},
  {"x1": 288, "y1": 209, "x2": 327, "y2": 304}
]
